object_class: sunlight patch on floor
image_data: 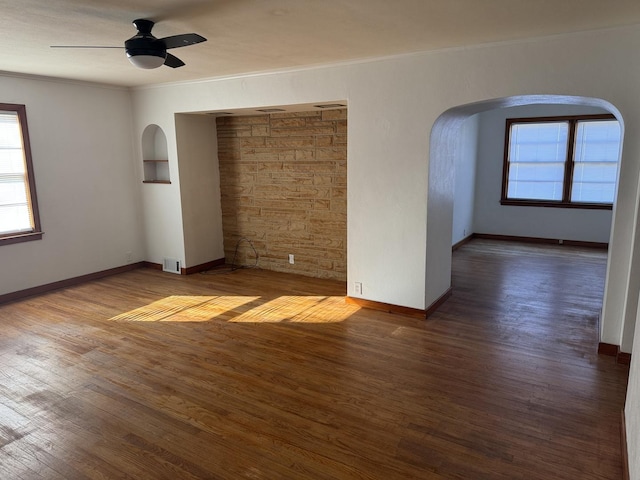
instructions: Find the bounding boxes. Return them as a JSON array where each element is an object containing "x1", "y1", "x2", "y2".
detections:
[
  {"x1": 109, "y1": 296, "x2": 258, "y2": 323},
  {"x1": 109, "y1": 295, "x2": 359, "y2": 323},
  {"x1": 229, "y1": 295, "x2": 359, "y2": 323}
]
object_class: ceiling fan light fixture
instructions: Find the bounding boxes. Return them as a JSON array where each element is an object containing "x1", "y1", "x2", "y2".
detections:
[{"x1": 127, "y1": 52, "x2": 165, "y2": 69}]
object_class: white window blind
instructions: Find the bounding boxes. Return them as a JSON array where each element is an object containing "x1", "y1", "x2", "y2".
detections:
[
  {"x1": 507, "y1": 122, "x2": 568, "y2": 201},
  {"x1": 0, "y1": 111, "x2": 34, "y2": 235},
  {"x1": 571, "y1": 120, "x2": 621, "y2": 204},
  {"x1": 503, "y1": 115, "x2": 621, "y2": 208}
]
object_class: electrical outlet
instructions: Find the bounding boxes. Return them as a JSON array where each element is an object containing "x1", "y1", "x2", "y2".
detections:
[
  {"x1": 288, "y1": 254, "x2": 295, "y2": 264},
  {"x1": 354, "y1": 282, "x2": 363, "y2": 295}
]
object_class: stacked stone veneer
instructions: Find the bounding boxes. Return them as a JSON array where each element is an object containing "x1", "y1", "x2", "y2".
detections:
[{"x1": 216, "y1": 109, "x2": 347, "y2": 281}]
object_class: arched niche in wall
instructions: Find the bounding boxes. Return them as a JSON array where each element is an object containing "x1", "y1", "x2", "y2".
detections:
[{"x1": 141, "y1": 124, "x2": 170, "y2": 184}]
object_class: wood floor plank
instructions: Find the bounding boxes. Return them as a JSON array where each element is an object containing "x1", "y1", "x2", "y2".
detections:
[{"x1": 0, "y1": 239, "x2": 629, "y2": 478}]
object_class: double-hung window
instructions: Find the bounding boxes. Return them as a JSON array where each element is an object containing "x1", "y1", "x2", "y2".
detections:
[
  {"x1": 0, "y1": 103, "x2": 42, "y2": 245},
  {"x1": 501, "y1": 114, "x2": 621, "y2": 209}
]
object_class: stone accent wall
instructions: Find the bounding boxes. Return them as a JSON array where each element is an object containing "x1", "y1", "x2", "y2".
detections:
[{"x1": 216, "y1": 109, "x2": 347, "y2": 281}]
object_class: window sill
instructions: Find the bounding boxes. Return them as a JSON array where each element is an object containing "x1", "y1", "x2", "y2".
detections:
[
  {"x1": 0, "y1": 231, "x2": 44, "y2": 246},
  {"x1": 500, "y1": 199, "x2": 612, "y2": 210}
]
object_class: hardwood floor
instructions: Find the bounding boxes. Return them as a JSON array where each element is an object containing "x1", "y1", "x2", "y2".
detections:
[{"x1": 0, "y1": 240, "x2": 629, "y2": 479}]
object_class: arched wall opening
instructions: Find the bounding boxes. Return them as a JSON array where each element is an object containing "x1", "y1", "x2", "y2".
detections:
[
  {"x1": 426, "y1": 94, "x2": 628, "y2": 350},
  {"x1": 141, "y1": 124, "x2": 170, "y2": 184}
]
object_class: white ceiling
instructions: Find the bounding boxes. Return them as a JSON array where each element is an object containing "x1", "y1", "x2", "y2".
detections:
[{"x1": 4, "y1": 0, "x2": 640, "y2": 88}]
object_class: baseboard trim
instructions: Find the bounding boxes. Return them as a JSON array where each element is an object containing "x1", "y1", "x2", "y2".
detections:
[
  {"x1": 622, "y1": 409, "x2": 630, "y2": 480},
  {"x1": 473, "y1": 233, "x2": 608, "y2": 250},
  {"x1": 0, "y1": 262, "x2": 144, "y2": 305},
  {"x1": 182, "y1": 258, "x2": 225, "y2": 275},
  {"x1": 598, "y1": 342, "x2": 619, "y2": 356},
  {"x1": 617, "y1": 352, "x2": 632, "y2": 366},
  {"x1": 597, "y1": 342, "x2": 632, "y2": 365},
  {"x1": 345, "y1": 287, "x2": 453, "y2": 319},
  {"x1": 426, "y1": 287, "x2": 453, "y2": 318},
  {"x1": 452, "y1": 235, "x2": 474, "y2": 251},
  {"x1": 346, "y1": 297, "x2": 427, "y2": 318},
  {"x1": 143, "y1": 259, "x2": 226, "y2": 275}
]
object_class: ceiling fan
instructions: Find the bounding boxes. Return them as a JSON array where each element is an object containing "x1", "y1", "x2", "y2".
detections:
[{"x1": 51, "y1": 19, "x2": 207, "y2": 69}]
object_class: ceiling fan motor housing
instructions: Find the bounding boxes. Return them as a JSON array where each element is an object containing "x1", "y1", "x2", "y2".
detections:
[
  {"x1": 125, "y1": 36, "x2": 167, "y2": 62},
  {"x1": 125, "y1": 19, "x2": 166, "y2": 67}
]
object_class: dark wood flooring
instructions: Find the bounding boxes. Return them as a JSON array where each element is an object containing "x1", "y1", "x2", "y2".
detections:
[{"x1": 0, "y1": 240, "x2": 629, "y2": 479}]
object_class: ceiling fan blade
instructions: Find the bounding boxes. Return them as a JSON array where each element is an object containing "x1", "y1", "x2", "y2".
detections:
[
  {"x1": 161, "y1": 33, "x2": 207, "y2": 49},
  {"x1": 164, "y1": 53, "x2": 185, "y2": 68},
  {"x1": 50, "y1": 46, "x2": 124, "y2": 49}
]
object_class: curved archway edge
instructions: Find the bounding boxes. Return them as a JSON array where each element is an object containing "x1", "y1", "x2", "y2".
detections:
[{"x1": 426, "y1": 94, "x2": 629, "y2": 350}]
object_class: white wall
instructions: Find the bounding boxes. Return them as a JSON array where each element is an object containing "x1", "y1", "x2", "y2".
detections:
[
  {"x1": 137, "y1": 114, "x2": 185, "y2": 268},
  {"x1": 452, "y1": 114, "x2": 478, "y2": 245},
  {"x1": 627, "y1": 297, "x2": 640, "y2": 479},
  {"x1": 473, "y1": 104, "x2": 613, "y2": 243},
  {"x1": 175, "y1": 114, "x2": 225, "y2": 268},
  {"x1": 0, "y1": 74, "x2": 142, "y2": 296}
]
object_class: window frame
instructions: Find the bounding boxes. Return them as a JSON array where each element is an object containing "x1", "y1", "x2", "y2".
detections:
[
  {"x1": 0, "y1": 103, "x2": 43, "y2": 246},
  {"x1": 500, "y1": 113, "x2": 619, "y2": 210}
]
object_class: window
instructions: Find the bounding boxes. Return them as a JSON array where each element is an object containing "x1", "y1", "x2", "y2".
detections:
[
  {"x1": 0, "y1": 103, "x2": 42, "y2": 245},
  {"x1": 501, "y1": 114, "x2": 621, "y2": 209}
]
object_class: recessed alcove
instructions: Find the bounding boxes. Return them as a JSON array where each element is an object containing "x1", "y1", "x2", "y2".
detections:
[
  {"x1": 141, "y1": 124, "x2": 170, "y2": 184},
  {"x1": 212, "y1": 104, "x2": 348, "y2": 281}
]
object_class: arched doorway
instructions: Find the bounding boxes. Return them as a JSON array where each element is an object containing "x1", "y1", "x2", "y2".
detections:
[{"x1": 426, "y1": 94, "x2": 626, "y2": 349}]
